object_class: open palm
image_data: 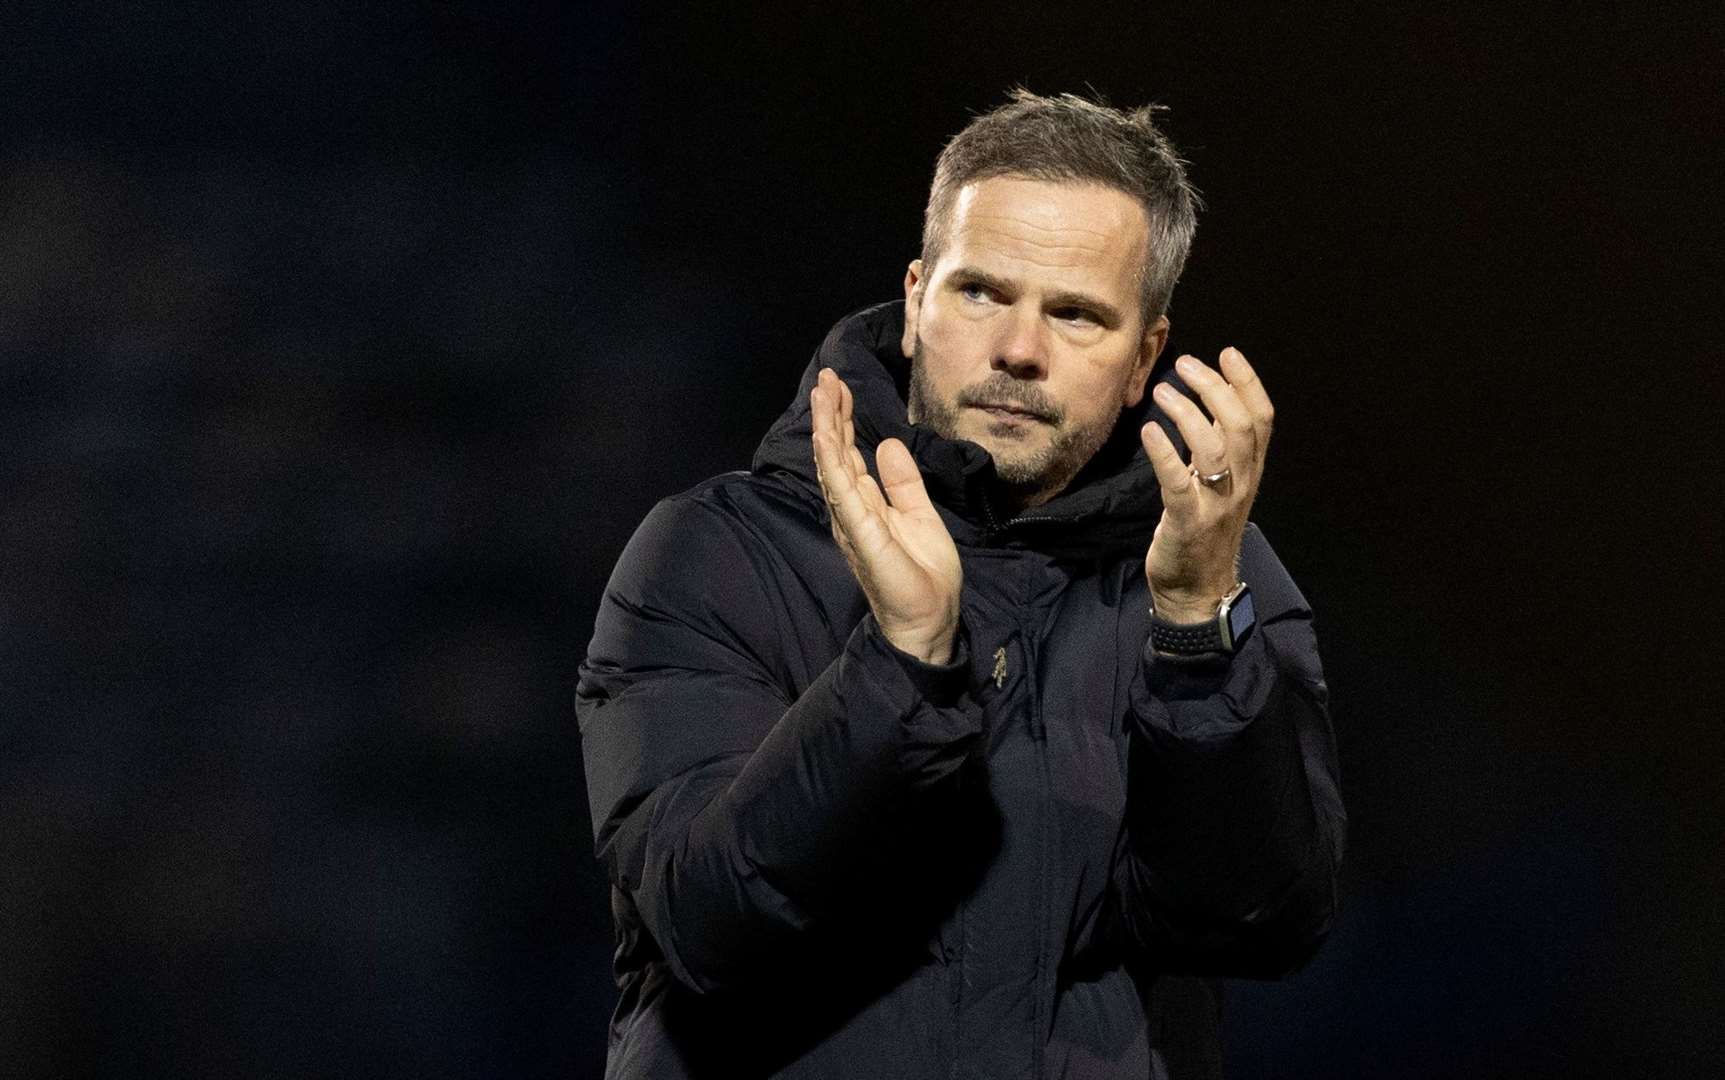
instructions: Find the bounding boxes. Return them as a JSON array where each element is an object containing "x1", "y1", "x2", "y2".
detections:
[{"x1": 810, "y1": 368, "x2": 961, "y2": 665}]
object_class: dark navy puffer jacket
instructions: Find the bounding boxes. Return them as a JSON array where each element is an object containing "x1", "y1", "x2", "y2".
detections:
[{"x1": 577, "y1": 302, "x2": 1345, "y2": 1079}]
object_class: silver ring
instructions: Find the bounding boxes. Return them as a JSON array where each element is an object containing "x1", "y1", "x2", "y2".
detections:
[{"x1": 1195, "y1": 466, "x2": 1232, "y2": 488}]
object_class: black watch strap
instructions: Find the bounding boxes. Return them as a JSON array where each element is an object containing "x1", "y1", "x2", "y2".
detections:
[{"x1": 1149, "y1": 616, "x2": 1227, "y2": 655}]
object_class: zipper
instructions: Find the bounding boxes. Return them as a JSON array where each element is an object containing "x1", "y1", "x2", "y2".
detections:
[
  {"x1": 1023, "y1": 606, "x2": 1050, "y2": 1080},
  {"x1": 1023, "y1": 632, "x2": 1045, "y2": 742},
  {"x1": 949, "y1": 898, "x2": 965, "y2": 1080},
  {"x1": 1007, "y1": 510, "x2": 1082, "y2": 527},
  {"x1": 976, "y1": 483, "x2": 1003, "y2": 541}
]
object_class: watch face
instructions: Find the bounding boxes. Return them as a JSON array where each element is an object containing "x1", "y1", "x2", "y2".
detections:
[{"x1": 1227, "y1": 588, "x2": 1256, "y2": 645}]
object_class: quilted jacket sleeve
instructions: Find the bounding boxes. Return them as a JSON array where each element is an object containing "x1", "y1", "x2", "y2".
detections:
[
  {"x1": 577, "y1": 493, "x2": 982, "y2": 994},
  {"x1": 1116, "y1": 524, "x2": 1347, "y2": 978}
]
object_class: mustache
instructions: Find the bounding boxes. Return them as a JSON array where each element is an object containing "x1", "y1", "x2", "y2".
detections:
[{"x1": 955, "y1": 376, "x2": 1062, "y2": 423}]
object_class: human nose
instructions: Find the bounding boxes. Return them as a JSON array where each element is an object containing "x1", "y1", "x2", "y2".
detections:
[{"x1": 992, "y1": 304, "x2": 1049, "y2": 379}]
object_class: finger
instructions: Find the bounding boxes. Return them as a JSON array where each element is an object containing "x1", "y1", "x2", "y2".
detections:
[
  {"x1": 876, "y1": 438, "x2": 935, "y2": 516},
  {"x1": 826, "y1": 369, "x2": 848, "y2": 446},
  {"x1": 1218, "y1": 346, "x2": 1274, "y2": 446},
  {"x1": 1140, "y1": 421, "x2": 1198, "y2": 508},
  {"x1": 850, "y1": 443, "x2": 888, "y2": 515},
  {"x1": 820, "y1": 430, "x2": 877, "y2": 535},
  {"x1": 812, "y1": 382, "x2": 855, "y2": 500},
  {"x1": 836, "y1": 371, "x2": 857, "y2": 452},
  {"x1": 827, "y1": 462, "x2": 897, "y2": 560},
  {"x1": 815, "y1": 373, "x2": 860, "y2": 472},
  {"x1": 813, "y1": 423, "x2": 851, "y2": 505},
  {"x1": 812, "y1": 370, "x2": 847, "y2": 474},
  {"x1": 824, "y1": 373, "x2": 882, "y2": 510},
  {"x1": 1175, "y1": 354, "x2": 1259, "y2": 472},
  {"x1": 810, "y1": 375, "x2": 830, "y2": 441},
  {"x1": 1151, "y1": 375, "x2": 1227, "y2": 475}
]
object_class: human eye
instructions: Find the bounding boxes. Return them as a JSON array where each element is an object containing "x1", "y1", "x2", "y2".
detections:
[
  {"x1": 1053, "y1": 306, "x2": 1101, "y2": 327},
  {"x1": 958, "y1": 280, "x2": 994, "y2": 304}
]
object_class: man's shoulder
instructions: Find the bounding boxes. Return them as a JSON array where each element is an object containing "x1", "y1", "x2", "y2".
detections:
[
  {"x1": 614, "y1": 469, "x2": 830, "y2": 590},
  {"x1": 654, "y1": 468, "x2": 824, "y2": 533},
  {"x1": 599, "y1": 469, "x2": 845, "y2": 656}
]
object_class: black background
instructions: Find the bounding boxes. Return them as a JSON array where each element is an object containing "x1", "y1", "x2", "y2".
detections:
[{"x1": 3, "y1": 3, "x2": 1720, "y2": 1077}]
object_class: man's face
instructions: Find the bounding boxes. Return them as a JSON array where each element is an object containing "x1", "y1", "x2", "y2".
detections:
[{"x1": 902, "y1": 176, "x2": 1169, "y2": 508}]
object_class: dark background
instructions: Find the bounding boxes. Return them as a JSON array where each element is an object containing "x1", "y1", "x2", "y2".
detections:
[{"x1": 3, "y1": 3, "x2": 1719, "y2": 1077}]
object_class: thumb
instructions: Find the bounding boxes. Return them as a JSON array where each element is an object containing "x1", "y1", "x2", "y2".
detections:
[{"x1": 876, "y1": 439, "x2": 935, "y2": 515}]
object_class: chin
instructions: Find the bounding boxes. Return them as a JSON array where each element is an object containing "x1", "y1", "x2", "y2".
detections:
[
  {"x1": 986, "y1": 448, "x2": 1054, "y2": 485},
  {"x1": 975, "y1": 436, "x2": 1039, "y2": 468},
  {"x1": 963, "y1": 418, "x2": 1036, "y2": 453}
]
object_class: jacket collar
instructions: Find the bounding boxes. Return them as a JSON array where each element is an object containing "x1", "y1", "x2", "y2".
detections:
[{"x1": 752, "y1": 301, "x2": 1185, "y2": 561}]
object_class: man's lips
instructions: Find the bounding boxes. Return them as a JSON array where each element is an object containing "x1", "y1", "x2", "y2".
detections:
[{"x1": 970, "y1": 402, "x2": 1050, "y2": 423}]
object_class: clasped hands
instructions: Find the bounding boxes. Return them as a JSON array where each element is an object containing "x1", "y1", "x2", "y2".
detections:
[{"x1": 809, "y1": 349, "x2": 1274, "y2": 663}]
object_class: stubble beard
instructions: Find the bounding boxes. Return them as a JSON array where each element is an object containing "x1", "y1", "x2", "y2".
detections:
[{"x1": 907, "y1": 333, "x2": 1117, "y2": 507}]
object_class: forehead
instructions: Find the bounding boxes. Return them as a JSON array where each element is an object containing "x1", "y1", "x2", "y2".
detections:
[{"x1": 941, "y1": 176, "x2": 1148, "y2": 298}]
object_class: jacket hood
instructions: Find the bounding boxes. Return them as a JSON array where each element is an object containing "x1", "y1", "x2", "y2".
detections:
[{"x1": 752, "y1": 301, "x2": 1193, "y2": 561}]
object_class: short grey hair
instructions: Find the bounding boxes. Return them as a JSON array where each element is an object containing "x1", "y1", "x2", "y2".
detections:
[{"x1": 919, "y1": 89, "x2": 1202, "y2": 325}]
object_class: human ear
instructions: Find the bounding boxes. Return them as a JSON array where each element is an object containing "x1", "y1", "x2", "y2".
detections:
[
  {"x1": 1123, "y1": 315, "x2": 1170, "y2": 407},
  {"x1": 901, "y1": 260, "x2": 925, "y2": 358}
]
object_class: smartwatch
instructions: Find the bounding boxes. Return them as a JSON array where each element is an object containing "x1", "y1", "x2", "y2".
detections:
[{"x1": 1149, "y1": 581, "x2": 1256, "y2": 657}]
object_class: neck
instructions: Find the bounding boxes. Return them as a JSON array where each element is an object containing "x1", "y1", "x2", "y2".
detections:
[{"x1": 992, "y1": 474, "x2": 1066, "y2": 517}]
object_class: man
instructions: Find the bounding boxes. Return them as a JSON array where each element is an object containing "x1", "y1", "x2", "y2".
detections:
[{"x1": 578, "y1": 91, "x2": 1345, "y2": 1079}]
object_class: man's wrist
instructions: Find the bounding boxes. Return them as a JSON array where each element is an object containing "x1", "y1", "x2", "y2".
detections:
[
  {"x1": 859, "y1": 616, "x2": 970, "y2": 709},
  {"x1": 881, "y1": 624, "x2": 957, "y2": 666},
  {"x1": 1150, "y1": 602, "x2": 1218, "y2": 625},
  {"x1": 1148, "y1": 588, "x2": 1231, "y2": 625}
]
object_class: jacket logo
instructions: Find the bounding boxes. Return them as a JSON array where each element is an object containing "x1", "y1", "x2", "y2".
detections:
[{"x1": 992, "y1": 646, "x2": 1007, "y2": 689}]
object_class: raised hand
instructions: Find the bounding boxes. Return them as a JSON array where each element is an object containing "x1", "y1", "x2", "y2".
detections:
[
  {"x1": 810, "y1": 367, "x2": 961, "y2": 665},
  {"x1": 1138, "y1": 348, "x2": 1275, "y2": 624}
]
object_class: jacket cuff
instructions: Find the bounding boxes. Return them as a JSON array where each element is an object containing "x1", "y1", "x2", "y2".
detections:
[
  {"x1": 1132, "y1": 626, "x2": 1281, "y2": 732},
  {"x1": 1140, "y1": 640, "x2": 1235, "y2": 701},
  {"x1": 862, "y1": 615, "x2": 972, "y2": 710}
]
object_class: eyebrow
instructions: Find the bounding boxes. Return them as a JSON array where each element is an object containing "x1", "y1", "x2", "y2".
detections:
[{"x1": 949, "y1": 266, "x2": 1126, "y2": 329}]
